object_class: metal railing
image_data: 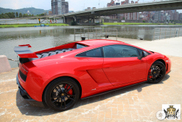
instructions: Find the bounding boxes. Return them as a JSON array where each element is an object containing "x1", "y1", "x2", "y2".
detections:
[
  {"x1": 153, "y1": 27, "x2": 182, "y2": 40},
  {"x1": 73, "y1": 27, "x2": 182, "y2": 41},
  {"x1": 73, "y1": 27, "x2": 118, "y2": 41}
]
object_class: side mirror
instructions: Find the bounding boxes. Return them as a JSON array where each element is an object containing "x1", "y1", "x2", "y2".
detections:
[{"x1": 138, "y1": 51, "x2": 144, "y2": 60}]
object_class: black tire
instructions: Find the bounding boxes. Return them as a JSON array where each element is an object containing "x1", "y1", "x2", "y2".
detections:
[
  {"x1": 147, "y1": 61, "x2": 166, "y2": 83},
  {"x1": 43, "y1": 77, "x2": 80, "y2": 111}
]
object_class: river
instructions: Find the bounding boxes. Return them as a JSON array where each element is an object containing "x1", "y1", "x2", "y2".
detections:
[{"x1": 0, "y1": 25, "x2": 182, "y2": 68}]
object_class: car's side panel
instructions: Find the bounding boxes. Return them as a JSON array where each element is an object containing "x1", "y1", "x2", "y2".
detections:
[
  {"x1": 87, "y1": 69, "x2": 110, "y2": 84},
  {"x1": 103, "y1": 57, "x2": 147, "y2": 86},
  {"x1": 21, "y1": 57, "x2": 112, "y2": 101}
]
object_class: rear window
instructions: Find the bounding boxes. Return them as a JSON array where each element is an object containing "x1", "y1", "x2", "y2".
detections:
[
  {"x1": 76, "y1": 48, "x2": 103, "y2": 57},
  {"x1": 76, "y1": 44, "x2": 87, "y2": 49}
]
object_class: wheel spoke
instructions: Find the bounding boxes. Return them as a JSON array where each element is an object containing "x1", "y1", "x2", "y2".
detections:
[
  {"x1": 55, "y1": 87, "x2": 60, "y2": 92},
  {"x1": 66, "y1": 86, "x2": 73, "y2": 93},
  {"x1": 52, "y1": 97, "x2": 59, "y2": 103},
  {"x1": 68, "y1": 94, "x2": 75, "y2": 97},
  {"x1": 63, "y1": 97, "x2": 66, "y2": 107},
  {"x1": 153, "y1": 78, "x2": 157, "y2": 82},
  {"x1": 160, "y1": 67, "x2": 164, "y2": 71},
  {"x1": 68, "y1": 97, "x2": 75, "y2": 101},
  {"x1": 159, "y1": 74, "x2": 162, "y2": 78},
  {"x1": 65, "y1": 84, "x2": 69, "y2": 90},
  {"x1": 61, "y1": 99, "x2": 63, "y2": 107},
  {"x1": 57, "y1": 85, "x2": 62, "y2": 91}
]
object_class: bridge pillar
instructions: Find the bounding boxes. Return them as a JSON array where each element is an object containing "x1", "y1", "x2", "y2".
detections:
[
  {"x1": 93, "y1": 17, "x2": 95, "y2": 23},
  {"x1": 62, "y1": 16, "x2": 65, "y2": 23},
  {"x1": 73, "y1": 16, "x2": 77, "y2": 22}
]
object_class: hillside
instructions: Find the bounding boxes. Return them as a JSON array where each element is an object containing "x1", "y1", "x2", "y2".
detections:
[{"x1": 0, "y1": 7, "x2": 50, "y2": 15}]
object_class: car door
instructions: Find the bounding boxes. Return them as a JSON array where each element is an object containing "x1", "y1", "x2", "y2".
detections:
[{"x1": 102, "y1": 45, "x2": 147, "y2": 86}]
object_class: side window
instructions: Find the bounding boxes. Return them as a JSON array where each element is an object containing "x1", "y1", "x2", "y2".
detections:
[
  {"x1": 76, "y1": 48, "x2": 103, "y2": 57},
  {"x1": 103, "y1": 45, "x2": 139, "y2": 58}
]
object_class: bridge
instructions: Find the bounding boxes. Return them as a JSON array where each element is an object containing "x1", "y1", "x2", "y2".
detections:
[
  {"x1": 62, "y1": 0, "x2": 182, "y2": 24},
  {"x1": 1, "y1": 0, "x2": 182, "y2": 25}
]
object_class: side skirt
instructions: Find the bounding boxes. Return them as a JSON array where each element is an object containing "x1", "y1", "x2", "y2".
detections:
[{"x1": 82, "y1": 81, "x2": 147, "y2": 100}]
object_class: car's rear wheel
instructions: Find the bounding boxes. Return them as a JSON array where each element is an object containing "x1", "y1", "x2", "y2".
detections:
[
  {"x1": 147, "y1": 61, "x2": 166, "y2": 83},
  {"x1": 44, "y1": 78, "x2": 80, "y2": 111}
]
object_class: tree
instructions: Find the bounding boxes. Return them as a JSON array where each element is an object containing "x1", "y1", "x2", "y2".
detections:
[
  {"x1": 23, "y1": 14, "x2": 28, "y2": 17},
  {"x1": 16, "y1": 12, "x2": 18, "y2": 17},
  {"x1": 6, "y1": 12, "x2": 15, "y2": 18},
  {"x1": 19, "y1": 13, "x2": 22, "y2": 17},
  {"x1": 37, "y1": 13, "x2": 46, "y2": 16},
  {"x1": 0, "y1": 13, "x2": 9, "y2": 18}
]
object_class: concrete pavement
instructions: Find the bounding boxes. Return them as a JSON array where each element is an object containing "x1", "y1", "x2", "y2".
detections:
[
  {"x1": 110, "y1": 36, "x2": 182, "y2": 57},
  {"x1": 0, "y1": 37, "x2": 182, "y2": 122}
]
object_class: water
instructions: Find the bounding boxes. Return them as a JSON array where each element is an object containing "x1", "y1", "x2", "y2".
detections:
[{"x1": 0, "y1": 25, "x2": 182, "y2": 68}]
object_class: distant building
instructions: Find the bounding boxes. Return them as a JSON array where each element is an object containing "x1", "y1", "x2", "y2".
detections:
[
  {"x1": 27, "y1": 10, "x2": 31, "y2": 15},
  {"x1": 107, "y1": 0, "x2": 115, "y2": 7},
  {"x1": 121, "y1": 0, "x2": 139, "y2": 21},
  {"x1": 154, "y1": 11, "x2": 162, "y2": 22},
  {"x1": 49, "y1": 11, "x2": 52, "y2": 15},
  {"x1": 116, "y1": 3, "x2": 120, "y2": 5},
  {"x1": 173, "y1": 10, "x2": 179, "y2": 20},
  {"x1": 121, "y1": 0, "x2": 129, "y2": 4},
  {"x1": 62, "y1": 0, "x2": 69, "y2": 14},
  {"x1": 179, "y1": 13, "x2": 182, "y2": 20},
  {"x1": 51, "y1": 0, "x2": 69, "y2": 15},
  {"x1": 85, "y1": 7, "x2": 91, "y2": 11}
]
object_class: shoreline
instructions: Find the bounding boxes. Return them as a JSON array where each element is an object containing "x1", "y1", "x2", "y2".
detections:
[
  {"x1": 0, "y1": 23, "x2": 69, "y2": 28},
  {"x1": 0, "y1": 22, "x2": 182, "y2": 28},
  {"x1": 103, "y1": 22, "x2": 182, "y2": 26}
]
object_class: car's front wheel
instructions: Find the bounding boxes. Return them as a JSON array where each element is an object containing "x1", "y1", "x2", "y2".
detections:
[
  {"x1": 147, "y1": 61, "x2": 166, "y2": 83},
  {"x1": 43, "y1": 77, "x2": 80, "y2": 111}
]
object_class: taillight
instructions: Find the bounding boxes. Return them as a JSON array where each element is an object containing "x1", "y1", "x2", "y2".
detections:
[{"x1": 19, "y1": 64, "x2": 28, "y2": 75}]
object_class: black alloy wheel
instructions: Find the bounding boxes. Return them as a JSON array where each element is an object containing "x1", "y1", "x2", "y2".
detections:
[
  {"x1": 148, "y1": 61, "x2": 166, "y2": 83},
  {"x1": 44, "y1": 78, "x2": 80, "y2": 111}
]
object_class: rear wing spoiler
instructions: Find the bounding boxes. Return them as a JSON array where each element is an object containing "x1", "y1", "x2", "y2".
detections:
[{"x1": 14, "y1": 44, "x2": 38, "y2": 58}]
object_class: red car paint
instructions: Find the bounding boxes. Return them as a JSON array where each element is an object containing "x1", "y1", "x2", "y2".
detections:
[{"x1": 16, "y1": 39, "x2": 171, "y2": 102}]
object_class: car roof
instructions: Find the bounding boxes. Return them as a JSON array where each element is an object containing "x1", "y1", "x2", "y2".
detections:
[{"x1": 77, "y1": 39, "x2": 126, "y2": 47}]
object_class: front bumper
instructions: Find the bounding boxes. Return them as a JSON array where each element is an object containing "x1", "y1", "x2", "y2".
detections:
[{"x1": 166, "y1": 59, "x2": 171, "y2": 74}]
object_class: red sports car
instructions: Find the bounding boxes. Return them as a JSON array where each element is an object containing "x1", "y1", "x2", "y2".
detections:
[{"x1": 14, "y1": 39, "x2": 171, "y2": 111}]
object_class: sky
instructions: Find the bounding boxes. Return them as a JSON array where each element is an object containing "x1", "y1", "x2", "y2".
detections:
[
  {"x1": 0, "y1": 0, "x2": 169, "y2": 11},
  {"x1": 0, "y1": 0, "x2": 181, "y2": 12}
]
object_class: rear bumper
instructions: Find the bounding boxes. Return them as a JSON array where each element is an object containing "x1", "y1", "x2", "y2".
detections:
[
  {"x1": 16, "y1": 75, "x2": 35, "y2": 101},
  {"x1": 16, "y1": 75, "x2": 45, "y2": 107}
]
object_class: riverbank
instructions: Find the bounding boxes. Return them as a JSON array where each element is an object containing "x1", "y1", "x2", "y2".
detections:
[
  {"x1": 1, "y1": 22, "x2": 182, "y2": 28},
  {"x1": 103, "y1": 22, "x2": 182, "y2": 25},
  {"x1": 0, "y1": 23, "x2": 69, "y2": 28}
]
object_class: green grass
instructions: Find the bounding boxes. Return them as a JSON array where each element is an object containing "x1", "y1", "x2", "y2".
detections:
[
  {"x1": 0, "y1": 23, "x2": 69, "y2": 28},
  {"x1": 1, "y1": 22, "x2": 181, "y2": 28},
  {"x1": 103, "y1": 22, "x2": 182, "y2": 25}
]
